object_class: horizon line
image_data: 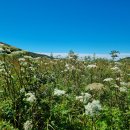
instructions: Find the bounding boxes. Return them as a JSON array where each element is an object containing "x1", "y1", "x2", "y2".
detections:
[{"x1": 37, "y1": 52, "x2": 130, "y2": 59}]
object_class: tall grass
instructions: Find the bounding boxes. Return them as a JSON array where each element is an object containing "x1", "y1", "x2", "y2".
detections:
[{"x1": 0, "y1": 53, "x2": 130, "y2": 130}]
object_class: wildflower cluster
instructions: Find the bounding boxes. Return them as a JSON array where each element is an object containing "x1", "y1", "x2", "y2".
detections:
[
  {"x1": 84, "y1": 100, "x2": 102, "y2": 116},
  {"x1": 0, "y1": 51, "x2": 130, "y2": 130}
]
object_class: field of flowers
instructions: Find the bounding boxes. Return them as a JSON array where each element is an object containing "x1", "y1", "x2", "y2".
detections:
[{"x1": 0, "y1": 51, "x2": 130, "y2": 130}]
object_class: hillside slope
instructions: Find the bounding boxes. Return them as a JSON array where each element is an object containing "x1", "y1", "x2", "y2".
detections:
[{"x1": 0, "y1": 42, "x2": 50, "y2": 58}]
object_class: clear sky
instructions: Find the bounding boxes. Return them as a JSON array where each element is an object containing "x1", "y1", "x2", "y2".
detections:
[{"x1": 0, "y1": 0, "x2": 130, "y2": 53}]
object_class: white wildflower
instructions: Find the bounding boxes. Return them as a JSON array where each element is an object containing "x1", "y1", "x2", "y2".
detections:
[
  {"x1": 114, "y1": 84, "x2": 119, "y2": 88},
  {"x1": 29, "y1": 67, "x2": 35, "y2": 71},
  {"x1": 111, "y1": 66, "x2": 121, "y2": 73},
  {"x1": 71, "y1": 65, "x2": 75, "y2": 70},
  {"x1": 76, "y1": 93, "x2": 91, "y2": 104},
  {"x1": 84, "y1": 100, "x2": 102, "y2": 116},
  {"x1": 20, "y1": 62, "x2": 28, "y2": 66},
  {"x1": 111, "y1": 66, "x2": 120, "y2": 71},
  {"x1": 103, "y1": 78, "x2": 113, "y2": 82},
  {"x1": 76, "y1": 96, "x2": 84, "y2": 102},
  {"x1": 11, "y1": 51, "x2": 26, "y2": 55},
  {"x1": 64, "y1": 69, "x2": 68, "y2": 72},
  {"x1": 18, "y1": 58, "x2": 25, "y2": 62},
  {"x1": 24, "y1": 56, "x2": 33, "y2": 59},
  {"x1": 20, "y1": 67, "x2": 25, "y2": 72},
  {"x1": 116, "y1": 77, "x2": 121, "y2": 81},
  {"x1": 50, "y1": 60, "x2": 53, "y2": 63},
  {"x1": 119, "y1": 87, "x2": 127, "y2": 92},
  {"x1": 6, "y1": 48, "x2": 11, "y2": 53},
  {"x1": 20, "y1": 88, "x2": 25, "y2": 93},
  {"x1": 87, "y1": 64, "x2": 97, "y2": 69},
  {"x1": 54, "y1": 88, "x2": 65, "y2": 96},
  {"x1": 82, "y1": 93, "x2": 91, "y2": 99},
  {"x1": 86, "y1": 83, "x2": 104, "y2": 91},
  {"x1": 25, "y1": 92, "x2": 36, "y2": 103},
  {"x1": 34, "y1": 57, "x2": 41, "y2": 60},
  {"x1": 120, "y1": 82, "x2": 128, "y2": 86},
  {"x1": 65, "y1": 64, "x2": 75, "y2": 70},
  {"x1": 23, "y1": 120, "x2": 33, "y2": 130},
  {"x1": 65, "y1": 64, "x2": 70, "y2": 69}
]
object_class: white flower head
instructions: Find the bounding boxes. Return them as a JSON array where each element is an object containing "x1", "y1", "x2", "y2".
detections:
[
  {"x1": 76, "y1": 92, "x2": 91, "y2": 104},
  {"x1": 20, "y1": 88, "x2": 25, "y2": 93},
  {"x1": 82, "y1": 92, "x2": 91, "y2": 98},
  {"x1": 87, "y1": 64, "x2": 97, "y2": 69},
  {"x1": 29, "y1": 66, "x2": 35, "y2": 71},
  {"x1": 71, "y1": 65, "x2": 75, "y2": 70},
  {"x1": 84, "y1": 100, "x2": 102, "y2": 116},
  {"x1": 86, "y1": 83, "x2": 104, "y2": 91},
  {"x1": 20, "y1": 62, "x2": 28, "y2": 66},
  {"x1": 23, "y1": 120, "x2": 33, "y2": 130},
  {"x1": 120, "y1": 82, "x2": 128, "y2": 86},
  {"x1": 119, "y1": 87, "x2": 127, "y2": 93},
  {"x1": 24, "y1": 56, "x2": 33, "y2": 59},
  {"x1": 54, "y1": 88, "x2": 65, "y2": 96},
  {"x1": 82, "y1": 92, "x2": 91, "y2": 103},
  {"x1": 11, "y1": 51, "x2": 26, "y2": 55},
  {"x1": 18, "y1": 58, "x2": 25, "y2": 62},
  {"x1": 65, "y1": 64, "x2": 70, "y2": 70},
  {"x1": 76, "y1": 96, "x2": 84, "y2": 102},
  {"x1": 103, "y1": 78, "x2": 113, "y2": 82},
  {"x1": 34, "y1": 57, "x2": 41, "y2": 60},
  {"x1": 25, "y1": 92, "x2": 36, "y2": 103},
  {"x1": 116, "y1": 77, "x2": 121, "y2": 81},
  {"x1": 111, "y1": 66, "x2": 120, "y2": 71},
  {"x1": 114, "y1": 84, "x2": 119, "y2": 88},
  {"x1": 111, "y1": 66, "x2": 121, "y2": 73}
]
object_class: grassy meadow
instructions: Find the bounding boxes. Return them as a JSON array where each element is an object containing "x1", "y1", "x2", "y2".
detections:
[{"x1": 0, "y1": 49, "x2": 130, "y2": 130}]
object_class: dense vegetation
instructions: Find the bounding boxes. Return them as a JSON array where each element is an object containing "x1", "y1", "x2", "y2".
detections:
[{"x1": 0, "y1": 44, "x2": 130, "y2": 130}]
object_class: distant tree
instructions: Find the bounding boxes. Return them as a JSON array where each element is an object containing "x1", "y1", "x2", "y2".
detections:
[
  {"x1": 110, "y1": 50, "x2": 120, "y2": 60},
  {"x1": 68, "y1": 50, "x2": 78, "y2": 60},
  {"x1": 93, "y1": 53, "x2": 96, "y2": 60},
  {"x1": 84, "y1": 56, "x2": 92, "y2": 62},
  {"x1": 50, "y1": 52, "x2": 54, "y2": 59}
]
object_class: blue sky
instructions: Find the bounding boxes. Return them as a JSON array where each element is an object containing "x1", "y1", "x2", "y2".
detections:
[{"x1": 0, "y1": 0, "x2": 130, "y2": 54}]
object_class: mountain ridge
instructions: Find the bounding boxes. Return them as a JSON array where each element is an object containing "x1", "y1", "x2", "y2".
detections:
[{"x1": 0, "y1": 42, "x2": 51, "y2": 58}]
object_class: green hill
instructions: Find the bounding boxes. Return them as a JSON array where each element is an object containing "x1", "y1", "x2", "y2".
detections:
[{"x1": 0, "y1": 42, "x2": 50, "y2": 58}]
